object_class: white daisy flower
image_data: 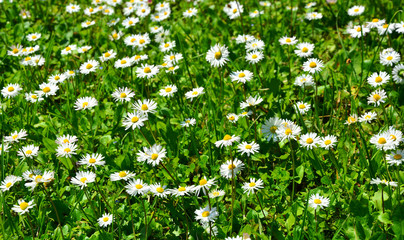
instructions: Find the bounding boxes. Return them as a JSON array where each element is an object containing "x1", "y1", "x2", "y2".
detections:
[
  {"x1": 112, "y1": 87, "x2": 135, "y2": 102},
  {"x1": 209, "y1": 189, "x2": 225, "y2": 198},
  {"x1": 370, "y1": 178, "x2": 398, "y2": 187},
  {"x1": 303, "y1": 58, "x2": 324, "y2": 73},
  {"x1": 359, "y1": 111, "x2": 377, "y2": 123},
  {"x1": 345, "y1": 114, "x2": 358, "y2": 125},
  {"x1": 377, "y1": 24, "x2": 395, "y2": 35},
  {"x1": 220, "y1": 159, "x2": 244, "y2": 179},
  {"x1": 237, "y1": 141, "x2": 260, "y2": 156},
  {"x1": 181, "y1": 118, "x2": 196, "y2": 127},
  {"x1": 159, "y1": 41, "x2": 176, "y2": 53},
  {"x1": 309, "y1": 194, "x2": 330, "y2": 210},
  {"x1": 380, "y1": 49, "x2": 400, "y2": 66},
  {"x1": 56, "y1": 143, "x2": 77, "y2": 158},
  {"x1": 55, "y1": 135, "x2": 78, "y2": 145},
  {"x1": 5, "y1": 129, "x2": 28, "y2": 143},
  {"x1": 347, "y1": 5, "x2": 364, "y2": 16},
  {"x1": 170, "y1": 185, "x2": 195, "y2": 197},
  {"x1": 386, "y1": 150, "x2": 404, "y2": 166},
  {"x1": 367, "y1": 72, "x2": 389, "y2": 87},
  {"x1": 185, "y1": 87, "x2": 204, "y2": 101},
  {"x1": 240, "y1": 95, "x2": 263, "y2": 109},
  {"x1": 249, "y1": 9, "x2": 263, "y2": 18},
  {"x1": 305, "y1": 12, "x2": 323, "y2": 20},
  {"x1": 24, "y1": 171, "x2": 54, "y2": 190},
  {"x1": 294, "y1": 74, "x2": 315, "y2": 87},
  {"x1": 262, "y1": 117, "x2": 282, "y2": 142},
  {"x1": 125, "y1": 179, "x2": 150, "y2": 196},
  {"x1": 370, "y1": 131, "x2": 395, "y2": 151},
  {"x1": 206, "y1": 43, "x2": 230, "y2": 68},
  {"x1": 136, "y1": 64, "x2": 159, "y2": 79},
  {"x1": 78, "y1": 153, "x2": 105, "y2": 168},
  {"x1": 230, "y1": 70, "x2": 253, "y2": 84},
  {"x1": 98, "y1": 213, "x2": 113, "y2": 228},
  {"x1": 299, "y1": 132, "x2": 320, "y2": 149},
  {"x1": 17, "y1": 145, "x2": 39, "y2": 159},
  {"x1": 133, "y1": 99, "x2": 157, "y2": 114},
  {"x1": 136, "y1": 6, "x2": 151, "y2": 18},
  {"x1": 12, "y1": 199, "x2": 35, "y2": 215},
  {"x1": 347, "y1": 25, "x2": 370, "y2": 38},
  {"x1": 71, "y1": 171, "x2": 96, "y2": 189},
  {"x1": 295, "y1": 42, "x2": 314, "y2": 58},
  {"x1": 276, "y1": 123, "x2": 301, "y2": 142},
  {"x1": 194, "y1": 177, "x2": 216, "y2": 195},
  {"x1": 235, "y1": 34, "x2": 255, "y2": 44},
  {"x1": 367, "y1": 18, "x2": 385, "y2": 28},
  {"x1": 114, "y1": 57, "x2": 133, "y2": 69},
  {"x1": 388, "y1": 126, "x2": 403, "y2": 147},
  {"x1": 122, "y1": 17, "x2": 139, "y2": 28},
  {"x1": 215, "y1": 134, "x2": 240, "y2": 148},
  {"x1": 239, "y1": 110, "x2": 253, "y2": 118},
  {"x1": 81, "y1": 20, "x2": 96, "y2": 28},
  {"x1": 61, "y1": 44, "x2": 77, "y2": 55},
  {"x1": 164, "y1": 52, "x2": 183, "y2": 64},
  {"x1": 79, "y1": 60, "x2": 99, "y2": 74},
  {"x1": 245, "y1": 51, "x2": 264, "y2": 64},
  {"x1": 1, "y1": 83, "x2": 22, "y2": 98},
  {"x1": 226, "y1": 113, "x2": 239, "y2": 123},
  {"x1": 77, "y1": 46, "x2": 92, "y2": 54},
  {"x1": 38, "y1": 82, "x2": 59, "y2": 97},
  {"x1": 66, "y1": 3, "x2": 80, "y2": 13},
  {"x1": 136, "y1": 144, "x2": 167, "y2": 166},
  {"x1": 392, "y1": 63, "x2": 404, "y2": 84},
  {"x1": 245, "y1": 39, "x2": 265, "y2": 52},
  {"x1": 149, "y1": 183, "x2": 170, "y2": 198},
  {"x1": 122, "y1": 111, "x2": 148, "y2": 130},
  {"x1": 183, "y1": 8, "x2": 198, "y2": 18},
  {"x1": 110, "y1": 170, "x2": 136, "y2": 181},
  {"x1": 74, "y1": 96, "x2": 98, "y2": 111},
  {"x1": 279, "y1": 36, "x2": 298, "y2": 45},
  {"x1": 195, "y1": 206, "x2": 218, "y2": 223},
  {"x1": 0, "y1": 143, "x2": 11, "y2": 155},
  {"x1": 159, "y1": 85, "x2": 177, "y2": 97},
  {"x1": 84, "y1": 7, "x2": 98, "y2": 15},
  {"x1": 26, "y1": 33, "x2": 41, "y2": 42},
  {"x1": 131, "y1": 54, "x2": 148, "y2": 64},
  {"x1": 100, "y1": 49, "x2": 117, "y2": 62},
  {"x1": 242, "y1": 178, "x2": 264, "y2": 195},
  {"x1": 319, "y1": 135, "x2": 338, "y2": 149},
  {"x1": 294, "y1": 101, "x2": 311, "y2": 115},
  {"x1": 107, "y1": 18, "x2": 120, "y2": 27},
  {"x1": 0, "y1": 175, "x2": 22, "y2": 192},
  {"x1": 109, "y1": 30, "x2": 123, "y2": 41},
  {"x1": 367, "y1": 89, "x2": 387, "y2": 106}
]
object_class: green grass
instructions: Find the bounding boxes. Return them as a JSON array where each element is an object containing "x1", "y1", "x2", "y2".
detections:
[{"x1": 0, "y1": 0, "x2": 404, "y2": 239}]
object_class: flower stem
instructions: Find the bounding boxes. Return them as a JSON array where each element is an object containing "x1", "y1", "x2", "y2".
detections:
[
  {"x1": 26, "y1": 213, "x2": 35, "y2": 240},
  {"x1": 289, "y1": 141, "x2": 295, "y2": 202},
  {"x1": 43, "y1": 186, "x2": 65, "y2": 240}
]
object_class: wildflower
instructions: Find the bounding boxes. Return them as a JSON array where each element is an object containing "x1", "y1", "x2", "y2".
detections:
[
  {"x1": 299, "y1": 132, "x2": 320, "y2": 149},
  {"x1": 377, "y1": 24, "x2": 394, "y2": 35},
  {"x1": 240, "y1": 95, "x2": 263, "y2": 109},
  {"x1": 122, "y1": 111, "x2": 148, "y2": 130},
  {"x1": 367, "y1": 18, "x2": 385, "y2": 28},
  {"x1": 245, "y1": 39, "x2": 265, "y2": 52},
  {"x1": 1, "y1": 83, "x2": 22, "y2": 98},
  {"x1": 345, "y1": 114, "x2": 358, "y2": 125},
  {"x1": 306, "y1": 12, "x2": 323, "y2": 20},
  {"x1": 279, "y1": 36, "x2": 298, "y2": 45},
  {"x1": 295, "y1": 42, "x2": 314, "y2": 57},
  {"x1": 181, "y1": 118, "x2": 196, "y2": 127},
  {"x1": 0, "y1": 143, "x2": 11, "y2": 155},
  {"x1": 0, "y1": 175, "x2": 22, "y2": 192},
  {"x1": 61, "y1": 44, "x2": 77, "y2": 55},
  {"x1": 26, "y1": 33, "x2": 41, "y2": 42},
  {"x1": 209, "y1": 189, "x2": 225, "y2": 198},
  {"x1": 39, "y1": 82, "x2": 59, "y2": 97},
  {"x1": 24, "y1": 171, "x2": 54, "y2": 190},
  {"x1": 170, "y1": 185, "x2": 195, "y2": 197},
  {"x1": 164, "y1": 52, "x2": 183, "y2": 64},
  {"x1": 347, "y1": 25, "x2": 370, "y2": 38},
  {"x1": 245, "y1": 50, "x2": 264, "y2": 64},
  {"x1": 136, "y1": 64, "x2": 159, "y2": 78},
  {"x1": 367, "y1": 89, "x2": 387, "y2": 106},
  {"x1": 320, "y1": 135, "x2": 338, "y2": 149},
  {"x1": 159, "y1": 41, "x2": 176, "y2": 52},
  {"x1": 77, "y1": 46, "x2": 92, "y2": 53},
  {"x1": 249, "y1": 9, "x2": 263, "y2": 18},
  {"x1": 392, "y1": 64, "x2": 404, "y2": 84},
  {"x1": 194, "y1": 176, "x2": 216, "y2": 195},
  {"x1": 66, "y1": 3, "x2": 80, "y2": 13},
  {"x1": 309, "y1": 194, "x2": 330, "y2": 209},
  {"x1": 226, "y1": 113, "x2": 239, "y2": 123},
  {"x1": 109, "y1": 30, "x2": 123, "y2": 41},
  {"x1": 5, "y1": 129, "x2": 28, "y2": 143},
  {"x1": 125, "y1": 179, "x2": 150, "y2": 196},
  {"x1": 235, "y1": 34, "x2": 255, "y2": 44},
  {"x1": 71, "y1": 171, "x2": 96, "y2": 189},
  {"x1": 370, "y1": 131, "x2": 395, "y2": 151},
  {"x1": 122, "y1": 17, "x2": 139, "y2": 28},
  {"x1": 215, "y1": 134, "x2": 240, "y2": 148},
  {"x1": 149, "y1": 183, "x2": 170, "y2": 198},
  {"x1": 386, "y1": 150, "x2": 403, "y2": 166},
  {"x1": 223, "y1": 1, "x2": 243, "y2": 19},
  {"x1": 220, "y1": 159, "x2": 244, "y2": 179},
  {"x1": 79, "y1": 153, "x2": 105, "y2": 168},
  {"x1": 230, "y1": 70, "x2": 253, "y2": 84},
  {"x1": 237, "y1": 141, "x2": 260, "y2": 156},
  {"x1": 370, "y1": 178, "x2": 398, "y2": 187},
  {"x1": 295, "y1": 74, "x2": 315, "y2": 87},
  {"x1": 359, "y1": 111, "x2": 377, "y2": 123},
  {"x1": 137, "y1": 144, "x2": 167, "y2": 166},
  {"x1": 242, "y1": 178, "x2": 264, "y2": 195},
  {"x1": 294, "y1": 102, "x2": 311, "y2": 115},
  {"x1": 74, "y1": 96, "x2": 98, "y2": 111},
  {"x1": 55, "y1": 135, "x2": 78, "y2": 145},
  {"x1": 17, "y1": 145, "x2": 39, "y2": 159},
  {"x1": 100, "y1": 49, "x2": 117, "y2": 62},
  {"x1": 262, "y1": 117, "x2": 282, "y2": 142},
  {"x1": 380, "y1": 49, "x2": 400, "y2": 66},
  {"x1": 185, "y1": 87, "x2": 205, "y2": 101},
  {"x1": 183, "y1": 8, "x2": 198, "y2": 18},
  {"x1": 159, "y1": 85, "x2": 177, "y2": 97},
  {"x1": 112, "y1": 87, "x2": 135, "y2": 102},
  {"x1": 98, "y1": 213, "x2": 113, "y2": 228},
  {"x1": 56, "y1": 143, "x2": 77, "y2": 158},
  {"x1": 133, "y1": 99, "x2": 157, "y2": 114},
  {"x1": 303, "y1": 58, "x2": 324, "y2": 73},
  {"x1": 79, "y1": 60, "x2": 99, "y2": 74},
  {"x1": 12, "y1": 199, "x2": 35, "y2": 215},
  {"x1": 48, "y1": 73, "x2": 67, "y2": 84},
  {"x1": 367, "y1": 72, "x2": 389, "y2": 87},
  {"x1": 195, "y1": 206, "x2": 218, "y2": 223},
  {"x1": 276, "y1": 123, "x2": 301, "y2": 142},
  {"x1": 206, "y1": 43, "x2": 229, "y2": 67},
  {"x1": 81, "y1": 20, "x2": 95, "y2": 28},
  {"x1": 114, "y1": 57, "x2": 133, "y2": 69},
  {"x1": 110, "y1": 171, "x2": 136, "y2": 182},
  {"x1": 347, "y1": 6, "x2": 365, "y2": 16}
]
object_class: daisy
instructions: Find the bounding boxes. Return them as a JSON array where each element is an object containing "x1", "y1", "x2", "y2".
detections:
[
  {"x1": 240, "y1": 95, "x2": 263, "y2": 109},
  {"x1": 185, "y1": 87, "x2": 204, "y2": 101},
  {"x1": 230, "y1": 70, "x2": 253, "y2": 84},
  {"x1": 377, "y1": 24, "x2": 394, "y2": 35},
  {"x1": 237, "y1": 141, "x2": 260, "y2": 156},
  {"x1": 370, "y1": 178, "x2": 398, "y2": 187},
  {"x1": 84, "y1": 7, "x2": 98, "y2": 15},
  {"x1": 359, "y1": 111, "x2": 377, "y2": 123},
  {"x1": 26, "y1": 33, "x2": 41, "y2": 42},
  {"x1": 136, "y1": 64, "x2": 159, "y2": 79},
  {"x1": 223, "y1": 1, "x2": 243, "y2": 19},
  {"x1": 122, "y1": 17, "x2": 139, "y2": 28},
  {"x1": 206, "y1": 43, "x2": 229, "y2": 68},
  {"x1": 1, "y1": 83, "x2": 22, "y2": 98},
  {"x1": 367, "y1": 89, "x2": 387, "y2": 106},
  {"x1": 5, "y1": 129, "x2": 28, "y2": 143},
  {"x1": 150, "y1": 26, "x2": 163, "y2": 34},
  {"x1": 249, "y1": 9, "x2": 263, "y2": 18},
  {"x1": 165, "y1": 65, "x2": 179, "y2": 74},
  {"x1": 99, "y1": 49, "x2": 117, "y2": 62},
  {"x1": 242, "y1": 178, "x2": 264, "y2": 195},
  {"x1": 78, "y1": 153, "x2": 105, "y2": 168},
  {"x1": 77, "y1": 46, "x2": 92, "y2": 53},
  {"x1": 195, "y1": 206, "x2": 218, "y2": 223},
  {"x1": 386, "y1": 150, "x2": 404, "y2": 166},
  {"x1": 22, "y1": 169, "x2": 42, "y2": 181},
  {"x1": 370, "y1": 132, "x2": 395, "y2": 151},
  {"x1": 260, "y1": 1, "x2": 271, "y2": 7},
  {"x1": 235, "y1": 34, "x2": 255, "y2": 44},
  {"x1": 309, "y1": 194, "x2": 330, "y2": 210},
  {"x1": 159, "y1": 41, "x2": 176, "y2": 52},
  {"x1": 55, "y1": 135, "x2": 78, "y2": 145},
  {"x1": 149, "y1": 183, "x2": 170, "y2": 198},
  {"x1": 345, "y1": 114, "x2": 358, "y2": 125},
  {"x1": 21, "y1": 56, "x2": 34, "y2": 66},
  {"x1": 24, "y1": 171, "x2": 54, "y2": 190},
  {"x1": 20, "y1": 9, "x2": 31, "y2": 19},
  {"x1": 66, "y1": 3, "x2": 80, "y2": 13},
  {"x1": 209, "y1": 189, "x2": 225, "y2": 198},
  {"x1": 110, "y1": 170, "x2": 136, "y2": 181},
  {"x1": 136, "y1": 6, "x2": 151, "y2": 17},
  {"x1": 294, "y1": 74, "x2": 315, "y2": 87},
  {"x1": 107, "y1": 18, "x2": 120, "y2": 27},
  {"x1": 303, "y1": 58, "x2": 324, "y2": 73},
  {"x1": 21, "y1": 45, "x2": 40, "y2": 56},
  {"x1": 294, "y1": 102, "x2": 311, "y2": 115},
  {"x1": 0, "y1": 175, "x2": 22, "y2": 192},
  {"x1": 367, "y1": 18, "x2": 385, "y2": 28},
  {"x1": 56, "y1": 143, "x2": 77, "y2": 158},
  {"x1": 131, "y1": 54, "x2": 148, "y2": 64},
  {"x1": 12, "y1": 199, "x2": 35, "y2": 215},
  {"x1": 109, "y1": 30, "x2": 123, "y2": 41},
  {"x1": 74, "y1": 96, "x2": 98, "y2": 111},
  {"x1": 0, "y1": 143, "x2": 10, "y2": 155},
  {"x1": 114, "y1": 57, "x2": 133, "y2": 69},
  {"x1": 194, "y1": 176, "x2": 216, "y2": 195},
  {"x1": 295, "y1": 42, "x2": 314, "y2": 58},
  {"x1": 71, "y1": 171, "x2": 96, "y2": 189},
  {"x1": 380, "y1": 49, "x2": 400, "y2": 66},
  {"x1": 135, "y1": 34, "x2": 151, "y2": 49},
  {"x1": 367, "y1": 72, "x2": 389, "y2": 87},
  {"x1": 215, "y1": 134, "x2": 240, "y2": 148},
  {"x1": 102, "y1": 6, "x2": 114, "y2": 15},
  {"x1": 226, "y1": 113, "x2": 239, "y2": 123},
  {"x1": 80, "y1": 60, "x2": 99, "y2": 74},
  {"x1": 61, "y1": 44, "x2": 76, "y2": 55},
  {"x1": 347, "y1": 5, "x2": 365, "y2": 16},
  {"x1": 98, "y1": 213, "x2": 113, "y2": 228},
  {"x1": 279, "y1": 36, "x2": 298, "y2": 45},
  {"x1": 122, "y1": 111, "x2": 148, "y2": 130},
  {"x1": 245, "y1": 39, "x2": 265, "y2": 52},
  {"x1": 395, "y1": 22, "x2": 404, "y2": 33},
  {"x1": 392, "y1": 64, "x2": 404, "y2": 84},
  {"x1": 159, "y1": 85, "x2": 177, "y2": 97},
  {"x1": 133, "y1": 99, "x2": 157, "y2": 114},
  {"x1": 170, "y1": 185, "x2": 195, "y2": 197},
  {"x1": 262, "y1": 117, "x2": 282, "y2": 142},
  {"x1": 125, "y1": 179, "x2": 150, "y2": 196},
  {"x1": 183, "y1": 8, "x2": 197, "y2": 18},
  {"x1": 245, "y1": 51, "x2": 264, "y2": 64},
  {"x1": 299, "y1": 132, "x2": 320, "y2": 149},
  {"x1": 305, "y1": 2, "x2": 316, "y2": 8},
  {"x1": 112, "y1": 87, "x2": 135, "y2": 103},
  {"x1": 8, "y1": 44, "x2": 23, "y2": 56},
  {"x1": 220, "y1": 159, "x2": 244, "y2": 179},
  {"x1": 164, "y1": 52, "x2": 183, "y2": 64},
  {"x1": 276, "y1": 123, "x2": 301, "y2": 142},
  {"x1": 137, "y1": 144, "x2": 167, "y2": 166},
  {"x1": 81, "y1": 20, "x2": 96, "y2": 28},
  {"x1": 239, "y1": 110, "x2": 252, "y2": 118},
  {"x1": 48, "y1": 73, "x2": 67, "y2": 84},
  {"x1": 17, "y1": 145, "x2": 39, "y2": 159},
  {"x1": 347, "y1": 25, "x2": 370, "y2": 38},
  {"x1": 30, "y1": 55, "x2": 45, "y2": 66},
  {"x1": 319, "y1": 135, "x2": 338, "y2": 149},
  {"x1": 181, "y1": 118, "x2": 196, "y2": 127},
  {"x1": 388, "y1": 126, "x2": 403, "y2": 147},
  {"x1": 306, "y1": 12, "x2": 323, "y2": 20}
]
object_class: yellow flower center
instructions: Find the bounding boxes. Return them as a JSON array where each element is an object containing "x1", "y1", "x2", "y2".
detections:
[
  {"x1": 164, "y1": 43, "x2": 169, "y2": 48},
  {"x1": 223, "y1": 134, "x2": 232, "y2": 140},
  {"x1": 89, "y1": 158, "x2": 96, "y2": 163},
  {"x1": 228, "y1": 116, "x2": 235, "y2": 121},
  {"x1": 249, "y1": 182, "x2": 256, "y2": 187},
  {"x1": 139, "y1": 39, "x2": 145, "y2": 44},
  {"x1": 372, "y1": 18, "x2": 379, "y2": 22},
  {"x1": 103, "y1": 217, "x2": 109, "y2": 222},
  {"x1": 299, "y1": 104, "x2": 306, "y2": 109},
  {"x1": 8, "y1": 86, "x2": 14, "y2": 92},
  {"x1": 314, "y1": 199, "x2": 322, "y2": 204},
  {"x1": 34, "y1": 175, "x2": 42, "y2": 182},
  {"x1": 178, "y1": 187, "x2": 186, "y2": 192},
  {"x1": 285, "y1": 128, "x2": 292, "y2": 135},
  {"x1": 43, "y1": 87, "x2": 51, "y2": 93},
  {"x1": 390, "y1": 134, "x2": 396, "y2": 141},
  {"x1": 120, "y1": 92, "x2": 127, "y2": 98},
  {"x1": 151, "y1": 153, "x2": 159, "y2": 160},
  {"x1": 202, "y1": 211, "x2": 210, "y2": 217},
  {"x1": 141, "y1": 104, "x2": 148, "y2": 110},
  {"x1": 113, "y1": 33, "x2": 118, "y2": 39},
  {"x1": 129, "y1": 20, "x2": 133, "y2": 25},
  {"x1": 306, "y1": 138, "x2": 313, "y2": 144},
  {"x1": 324, "y1": 140, "x2": 332, "y2": 145},
  {"x1": 156, "y1": 187, "x2": 164, "y2": 193},
  {"x1": 104, "y1": 9, "x2": 110, "y2": 13},
  {"x1": 214, "y1": 51, "x2": 222, "y2": 59},
  {"x1": 165, "y1": 87, "x2": 172, "y2": 92},
  {"x1": 375, "y1": 76, "x2": 383, "y2": 83},
  {"x1": 54, "y1": 76, "x2": 60, "y2": 81},
  {"x1": 238, "y1": 72, "x2": 246, "y2": 78},
  {"x1": 80, "y1": 177, "x2": 87, "y2": 183},
  {"x1": 170, "y1": 55, "x2": 175, "y2": 60},
  {"x1": 356, "y1": 27, "x2": 361, "y2": 32},
  {"x1": 119, "y1": 171, "x2": 127, "y2": 178},
  {"x1": 86, "y1": 22, "x2": 91, "y2": 25},
  {"x1": 228, "y1": 164, "x2": 236, "y2": 170},
  {"x1": 141, "y1": 9, "x2": 146, "y2": 13},
  {"x1": 135, "y1": 184, "x2": 143, "y2": 189},
  {"x1": 365, "y1": 115, "x2": 371, "y2": 119},
  {"x1": 199, "y1": 179, "x2": 207, "y2": 185},
  {"x1": 65, "y1": 46, "x2": 71, "y2": 51},
  {"x1": 212, "y1": 191, "x2": 220, "y2": 196},
  {"x1": 121, "y1": 60, "x2": 127, "y2": 64},
  {"x1": 309, "y1": 62, "x2": 317, "y2": 68},
  {"x1": 144, "y1": 67, "x2": 151, "y2": 73},
  {"x1": 25, "y1": 57, "x2": 31, "y2": 61},
  {"x1": 192, "y1": 91, "x2": 198, "y2": 95},
  {"x1": 270, "y1": 126, "x2": 277, "y2": 133},
  {"x1": 188, "y1": 10, "x2": 192, "y2": 13},
  {"x1": 64, "y1": 148, "x2": 71, "y2": 153},
  {"x1": 186, "y1": 120, "x2": 190, "y2": 123},
  {"x1": 348, "y1": 116, "x2": 356, "y2": 123},
  {"x1": 82, "y1": 102, "x2": 88, "y2": 108},
  {"x1": 63, "y1": 139, "x2": 69, "y2": 143},
  {"x1": 386, "y1": 56, "x2": 393, "y2": 61},
  {"x1": 245, "y1": 144, "x2": 253, "y2": 150},
  {"x1": 354, "y1": 8, "x2": 359, "y2": 12},
  {"x1": 26, "y1": 150, "x2": 32, "y2": 154},
  {"x1": 131, "y1": 117, "x2": 139, "y2": 123},
  {"x1": 12, "y1": 48, "x2": 19, "y2": 54},
  {"x1": 393, "y1": 154, "x2": 402, "y2": 160},
  {"x1": 5, "y1": 182, "x2": 12, "y2": 188},
  {"x1": 86, "y1": 64, "x2": 93, "y2": 69},
  {"x1": 252, "y1": 54, "x2": 258, "y2": 59},
  {"x1": 69, "y1": 71, "x2": 74, "y2": 74},
  {"x1": 12, "y1": 135, "x2": 18, "y2": 139},
  {"x1": 373, "y1": 94, "x2": 381, "y2": 101},
  {"x1": 383, "y1": 24, "x2": 388, "y2": 29},
  {"x1": 135, "y1": 55, "x2": 141, "y2": 60},
  {"x1": 20, "y1": 202, "x2": 29, "y2": 210},
  {"x1": 32, "y1": 35, "x2": 37, "y2": 39},
  {"x1": 378, "y1": 138, "x2": 387, "y2": 144},
  {"x1": 286, "y1": 38, "x2": 291, "y2": 43},
  {"x1": 302, "y1": 47, "x2": 309, "y2": 53}
]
